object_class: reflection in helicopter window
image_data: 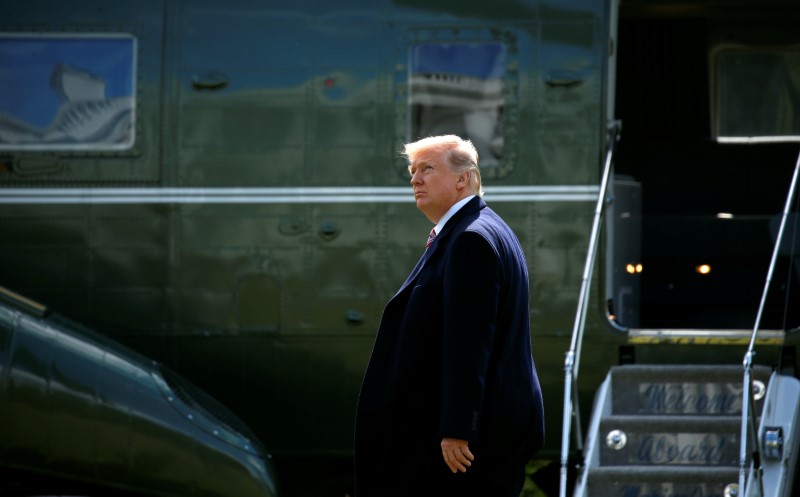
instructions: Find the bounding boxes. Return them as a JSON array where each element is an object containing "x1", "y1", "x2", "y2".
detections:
[
  {"x1": 408, "y1": 43, "x2": 506, "y2": 168},
  {"x1": 0, "y1": 34, "x2": 136, "y2": 151}
]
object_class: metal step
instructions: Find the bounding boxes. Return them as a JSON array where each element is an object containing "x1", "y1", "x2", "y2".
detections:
[
  {"x1": 599, "y1": 415, "x2": 740, "y2": 466},
  {"x1": 572, "y1": 365, "x2": 800, "y2": 497},
  {"x1": 586, "y1": 466, "x2": 738, "y2": 497},
  {"x1": 610, "y1": 364, "x2": 772, "y2": 416}
]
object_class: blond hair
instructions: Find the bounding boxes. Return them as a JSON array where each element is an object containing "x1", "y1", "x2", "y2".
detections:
[{"x1": 403, "y1": 135, "x2": 483, "y2": 197}]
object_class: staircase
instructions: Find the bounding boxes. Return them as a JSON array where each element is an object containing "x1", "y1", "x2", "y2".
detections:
[{"x1": 572, "y1": 364, "x2": 776, "y2": 497}]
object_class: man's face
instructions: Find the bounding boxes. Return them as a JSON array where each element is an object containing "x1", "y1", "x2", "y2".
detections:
[{"x1": 409, "y1": 153, "x2": 465, "y2": 223}]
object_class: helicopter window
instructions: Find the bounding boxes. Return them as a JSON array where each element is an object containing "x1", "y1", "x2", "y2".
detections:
[
  {"x1": 407, "y1": 42, "x2": 507, "y2": 169},
  {"x1": 711, "y1": 44, "x2": 800, "y2": 143},
  {"x1": 0, "y1": 33, "x2": 136, "y2": 151}
]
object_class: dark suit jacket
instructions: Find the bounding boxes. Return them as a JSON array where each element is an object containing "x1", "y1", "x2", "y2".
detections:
[{"x1": 355, "y1": 196, "x2": 544, "y2": 496}]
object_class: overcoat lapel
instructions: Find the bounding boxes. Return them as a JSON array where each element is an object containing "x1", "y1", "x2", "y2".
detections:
[{"x1": 390, "y1": 197, "x2": 485, "y2": 300}]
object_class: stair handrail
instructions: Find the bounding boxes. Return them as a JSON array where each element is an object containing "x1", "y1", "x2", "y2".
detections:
[
  {"x1": 559, "y1": 120, "x2": 621, "y2": 497},
  {"x1": 738, "y1": 147, "x2": 800, "y2": 497}
]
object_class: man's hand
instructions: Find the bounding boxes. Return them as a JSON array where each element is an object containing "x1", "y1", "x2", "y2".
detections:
[{"x1": 441, "y1": 437, "x2": 474, "y2": 473}]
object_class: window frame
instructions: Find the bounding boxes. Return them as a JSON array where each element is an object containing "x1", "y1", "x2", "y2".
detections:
[
  {"x1": 394, "y1": 28, "x2": 519, "y2": 180},
  {"x1": 710, "y1": 41, "x2": 800, "y2": 144}
]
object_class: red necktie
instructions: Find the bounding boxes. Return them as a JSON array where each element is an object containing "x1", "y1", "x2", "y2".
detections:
[{"x1": 426, "y1": 228, "x2": 436, "y2": 249}]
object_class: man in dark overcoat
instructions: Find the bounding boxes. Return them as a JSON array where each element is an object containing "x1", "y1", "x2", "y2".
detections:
[{"x1": 355, "y1": 135, "x2": 545, "y2": 496}]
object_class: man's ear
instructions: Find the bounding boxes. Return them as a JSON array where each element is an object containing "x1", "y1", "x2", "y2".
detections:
[{"x1": 457, "y1": 171, "x2": 470, "y2": 189}]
